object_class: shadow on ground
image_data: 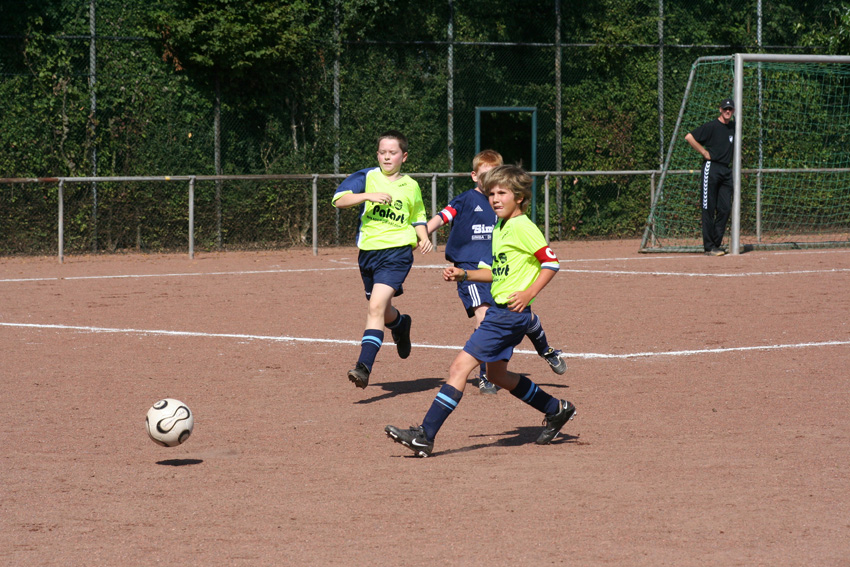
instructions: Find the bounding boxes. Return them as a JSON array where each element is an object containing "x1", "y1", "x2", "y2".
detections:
[{"x1": 156, "y1": 458, "x2": 204, "y2": 466}]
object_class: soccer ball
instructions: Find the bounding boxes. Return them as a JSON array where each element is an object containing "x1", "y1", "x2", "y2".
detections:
[{"x1": 145, "y1": 398, "x2": 194, "y2": 447}]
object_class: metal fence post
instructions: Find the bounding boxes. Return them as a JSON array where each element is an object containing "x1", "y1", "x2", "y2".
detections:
[
  {"x1": 431, "y1": 174, "x2": 438, "y2": 249},
  {"x1": 312, "y1": 174, "x2": 319, "y2": 256},
  {"x1": 188, "y1": 176, "x2": 195, "y2": 260},
  {"x1": 58, "y1": 179, "x2": 65, "y2": 264},
  {"x1": 650, "y1": 171, "x2": 657, "y2": 246}
]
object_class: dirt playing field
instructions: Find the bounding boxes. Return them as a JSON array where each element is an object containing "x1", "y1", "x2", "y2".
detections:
[{"x1": 1, "y1": 240, "x2": 849, "y2": 566}]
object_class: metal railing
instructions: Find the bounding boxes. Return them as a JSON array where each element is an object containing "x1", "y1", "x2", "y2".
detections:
[{"x1": 1, "y1": 170, "x2": 660, "y2": 262}]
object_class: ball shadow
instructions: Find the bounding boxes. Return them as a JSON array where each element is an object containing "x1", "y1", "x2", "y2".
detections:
[{"x1": 156, "y1": 458, "x2": 204, "y2": 466}]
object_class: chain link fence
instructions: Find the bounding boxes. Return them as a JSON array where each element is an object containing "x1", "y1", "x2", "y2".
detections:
[
  {"x1": 0, "y1": 0, "x2": 836, "y2": 256},
  {"x1": 2, "y1": 170, "x2": 664, "y2": 258}
]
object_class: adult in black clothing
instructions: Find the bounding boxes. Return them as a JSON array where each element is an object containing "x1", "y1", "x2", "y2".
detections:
[{"x1": 685, "y1": 98, "x2": 736, "y2": 256}]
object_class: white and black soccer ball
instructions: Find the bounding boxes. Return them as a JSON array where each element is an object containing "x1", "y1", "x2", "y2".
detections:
[{"x1": 145, "y1": 398, "x2": 194, "y2": 447}]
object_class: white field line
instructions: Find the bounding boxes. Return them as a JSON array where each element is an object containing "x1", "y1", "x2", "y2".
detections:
[
  {"x1": 0, "y1": 244, "x2": 850, "y2": 283},
  {"x1": 0, "y1": 266, "x2": 359, "y2": 283},
  {"x1": 1, "y1": 322, "x2": 847, "y2": 360},
  {"x1": 2, "y1": 262, "x2": 849, "y2": 283},
  {"x1": 2, "y1": 246, "x2": 850, "y2": 283},
  {"x1": 559, "y1": 267, "x2": 850, "y2": 277}
]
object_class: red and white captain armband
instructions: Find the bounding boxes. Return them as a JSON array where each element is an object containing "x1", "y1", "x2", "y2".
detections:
[{"x1": 533, "y1": 246, "x2": 560, "y2": 271}]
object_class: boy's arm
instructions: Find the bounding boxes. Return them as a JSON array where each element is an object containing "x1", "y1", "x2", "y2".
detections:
[
  {"x1": 414, "y1": 223, "x2": 432, "y2": 254},
  {"x1": 443, "y1": 266, "x2": 493, "y2": 283},
  {"x1": 506, "y1": 244, "x2": 559, "y2": 312},
  {"x1": 506, "y1": 268, "x2": 556, "y2": 312},
  {"x1": 427, "y1": 202, "x2": 458, "y2": 235},
  {"x1": 333, "y1": 191, "x2": 392, "y2": 209},
  {"x1": 426, "y1": 215, "x2": 445, "y2": 235},
  {"x1": 332, "y1": 168, "x2": 392, "y2": 209}
]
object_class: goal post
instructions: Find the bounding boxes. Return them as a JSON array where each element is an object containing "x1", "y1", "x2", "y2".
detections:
[{"x1": 642, "y1": 54, "x2": 850, "y2": 254}]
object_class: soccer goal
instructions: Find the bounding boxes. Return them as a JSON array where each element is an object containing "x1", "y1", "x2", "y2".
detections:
[{"x1": 641, "y1": 54, "x2": 850, "y2": 254}]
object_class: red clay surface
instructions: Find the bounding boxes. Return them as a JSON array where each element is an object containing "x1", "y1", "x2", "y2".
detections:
[{"x1": 2, "y1": 240, "x2": 849, "y2": 566}]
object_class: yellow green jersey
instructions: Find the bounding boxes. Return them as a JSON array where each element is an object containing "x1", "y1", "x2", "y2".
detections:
[
  {"x1": 332, "y1": 167, "x2": 427, "y2": 250},
  {"x1": 480, "y1": 214, "x2": 560, "y2": 305}
]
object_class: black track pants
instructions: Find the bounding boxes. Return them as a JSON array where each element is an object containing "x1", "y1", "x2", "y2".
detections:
[{"x1": 700, "y1": 161, "x2": 733, "y2": 252}]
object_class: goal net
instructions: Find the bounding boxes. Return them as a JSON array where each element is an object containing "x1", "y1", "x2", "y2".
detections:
[{"x1": 641, "y1": 54, "x2": 850, "y2": 253}]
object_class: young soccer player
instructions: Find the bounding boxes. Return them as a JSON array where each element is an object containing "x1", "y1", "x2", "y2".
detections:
[
  {"x1": 386, "y1": 164, "x2": 576, "y2": 457},
  {"x1": 333, "y1": 130, "x2": 432, "y2": 389},
  {"x1": 426, "y1": 150, "x2": 568, "y2": 396}
]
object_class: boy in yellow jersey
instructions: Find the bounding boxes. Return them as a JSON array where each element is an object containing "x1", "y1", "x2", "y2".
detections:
[
  {"x1": 386, "y1": 164, "x2": 575, "y2": 457},
  {"x1": 333, "y1": 130, "x2": 432, "y2": 389},
  {"x1": 426, "y1": 149, "x2": 567, "y2": 395}
]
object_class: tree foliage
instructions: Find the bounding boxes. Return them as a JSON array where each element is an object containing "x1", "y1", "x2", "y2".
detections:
[
  {"x1": 798, "y1": 4, "x2": 850, "y2": 54},
  {"x1": 149, "y1": 1, "x2": 322, "y2": 83},
  {"x1": 2, "y1": 0, "x2": 848, "y2": 251}
]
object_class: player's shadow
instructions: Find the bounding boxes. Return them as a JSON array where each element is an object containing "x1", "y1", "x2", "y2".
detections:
[
  {"x1": 156, "y1": 458, "x2": 204, "y2": 466},
  {"x1": 357, "y1": 374, "x2": 569, "y2": 405},
  {"x1": 436, "y1": 426, "x2": 579, "y2": 457},
  {"x1": 355, "y1": 376, "x2": 444, "y2": 404}
]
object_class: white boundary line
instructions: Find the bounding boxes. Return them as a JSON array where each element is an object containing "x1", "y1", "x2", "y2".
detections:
[
  {"x1": 560, "y1": 267, "x2": 850, "y2": 277},
  {"x1": 2, "y1": 246, "x2": 849, "y2": 283},
  {"x1": 2, "y1": 262, "x2": 849, "y2": 283},
  {"x1": 1, "y1": 322, "x2": 847, "y2": 360},
  {"x1": 0, "y1": 266, "x2": 359, "y2": 284},
  {"x1": 0, "y1": 264, "x2": 447, "y2": 283}
]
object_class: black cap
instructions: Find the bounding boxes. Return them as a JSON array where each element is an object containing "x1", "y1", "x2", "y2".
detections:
[{"x1": 720, "y1": 98, "x2": 735, "y2": 109}]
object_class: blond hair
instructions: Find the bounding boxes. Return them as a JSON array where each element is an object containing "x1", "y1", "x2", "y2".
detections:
[{"x1": 480, "y1": 164, "x2": 533, "y2": 212}]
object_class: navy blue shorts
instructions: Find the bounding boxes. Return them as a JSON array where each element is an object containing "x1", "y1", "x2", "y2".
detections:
[
  {"x1": 457, "y1": 280, "x2": 494, "y2": 318},
  {"x1": 358, "y1": 246, "x2": 414, "y2": 300},
  {"x1": 452, "y1": 262, "x2": 493, "y2": 317},
  {"x1": 462, "y1": 304, "x2": 532, "y2": 363}
]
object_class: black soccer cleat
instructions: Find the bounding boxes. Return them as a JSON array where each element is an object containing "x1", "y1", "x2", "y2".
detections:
[
  {"x1": 542, "y1": 347, "x2": 568, "y2": 375},
  {"x1": 391, "y1": 314, "x2": 412, "y2": 359},
  {"x1": 385, "y1": 424, "x2": 434, "y2": 457},
  {"x1": 347, "y1": 362, "x2": 370, "y2": 389},
  {"x1": 535, "y1": 399, "x2": 576, "y2": 445}
]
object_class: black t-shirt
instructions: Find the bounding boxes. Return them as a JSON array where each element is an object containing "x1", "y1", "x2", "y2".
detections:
[{"x1": 689, "y1": 118, "x2": 735, "y2": 166}]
